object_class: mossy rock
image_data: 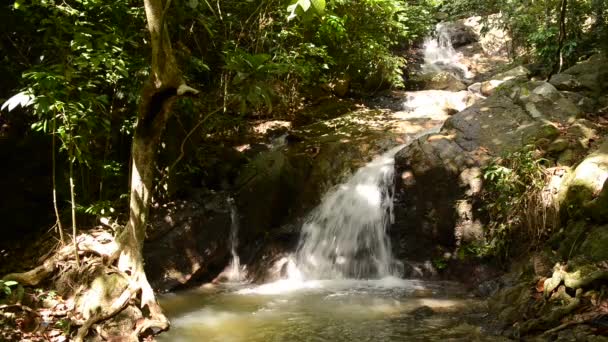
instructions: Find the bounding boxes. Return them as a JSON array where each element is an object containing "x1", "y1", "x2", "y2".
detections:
[
  {"x1": 559, "y1": 138, "x2": 608, "y2": 221},
  {"x1": 588, "y1": 180, "x2": 608, "y2": 223},
  {"x1": 551, "y1": 220, "x2": 588, "y2": 260},
  {"x1": 578, "y1": 225, "x2": 608, "y2": 262},
  {"x1": 489, "y1": 283, "x2": 532, "y2": 325}
]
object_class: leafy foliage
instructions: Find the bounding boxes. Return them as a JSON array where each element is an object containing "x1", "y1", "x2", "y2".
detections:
[
  {"x1": 0, "y1": 280, "x2": 18, "y2": 297},
  {"x1": 437, "y1": 0, "x2": 608, "y2": 67},
  {"x1": 480, "y1": 146, "x2": 552, "y2": 261},
  {"x1": 0, "y1": 0, "x2": 423, "y2": 233}
]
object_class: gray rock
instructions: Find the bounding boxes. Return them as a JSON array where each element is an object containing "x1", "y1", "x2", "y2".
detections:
[
  {"x1": 549, "y1": 73, "x2": 583, "y2": 91},
  {"x1": 425, "y1": 71, "x2": 467, "y2": 91},
  {"x1": 144, "y1": 194, "x2": 233, "y2": 292},
  {"x1": 557, "y1": 149, "x2": 576, "y2": 166},
  {"x1": 561, "y1": 54, "x2": 608, "y2": 94},
  {"x1": 533, "y1": 82, "x2": 560, "y2": 100},
  {"x1": 548, "y1": 138, "x2": 570, "y2": 153},
  {"x1": 443, "y1": 95, "x2": 558, "y2": 154},
  {"x1": 567, "y1": 119, "x2": 597, "y2": 149},
  {"x1": 439, "y1": 21, "x2": 479, "y2": 48}
]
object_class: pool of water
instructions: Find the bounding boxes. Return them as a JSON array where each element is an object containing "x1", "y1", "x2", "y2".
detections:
[{"x1": 158, "y1": 278, "x2": 507, "y2": 342}]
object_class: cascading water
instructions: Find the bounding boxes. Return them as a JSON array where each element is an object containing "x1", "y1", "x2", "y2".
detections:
[
  {"x1": 293, "y1": 146, "x2": 404, "y2": 280},
  {"x1": 400, "y1": 23, "x2": 476, "y2": 118},
  {"x1": 422, "y1": 23, "x2": 472, "y2": 79},
  {"x1": 225, "y1": 197, "x2": 243, "y2": 282}
]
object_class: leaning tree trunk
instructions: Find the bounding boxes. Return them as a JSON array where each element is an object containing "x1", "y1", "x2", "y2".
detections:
[
  {"x1": 3, "y1": 0, "x2": 198, "y2": 339},
  {"x1": 112, "y1": 0, "x2": 198, "y2": 336}
]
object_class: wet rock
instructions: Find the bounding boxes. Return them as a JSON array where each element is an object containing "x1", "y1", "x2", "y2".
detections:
[
  {"x1": 488, "y1": 283, "x2": 531, "y2": 327},
  {"x1": 411, "y1": 305, "x2": 435, "y2": 319},
  {"x1": 433, "y1": 21, "x2": 478, "y2": 49},
  {"x1": 235, "y1": 150, "x2": 312, "y2": 238},
  {"x1": 425, "y1": 71, "x2": 467, "y2": 91},
  {"x1": 476, "y1": 278, "x2": 502, "y2": 297},
  {"x1": 144, "y1": 194, "x2": 233, "y2": 291},
  {"x1": 402, "y1": 260, "x2": 439, "y2": 279},
  {"x1": 392, "y1": 134, "x2": 477, "y2": 263}
]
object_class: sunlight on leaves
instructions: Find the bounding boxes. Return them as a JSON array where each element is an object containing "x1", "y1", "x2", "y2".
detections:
[{"x1": 1, "y1": 91, "x2": 34, "y2": 112}]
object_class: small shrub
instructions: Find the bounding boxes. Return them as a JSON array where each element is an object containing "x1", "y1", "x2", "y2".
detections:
[{"x1": 480, "y1": 146, "x2": 554, "y2": 261}]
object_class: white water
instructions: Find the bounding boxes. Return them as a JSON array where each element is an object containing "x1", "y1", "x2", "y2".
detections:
[
  {"x1": 422, "y1": 23, "x2": 472, "y2": 79},
  {"x1": 225, "y1": 197, "x2": 243, "y2": 282},
  {"x1": 400, "y1": 90, "x2": 469, "y2": 119},
  {"x1": 292, "y1": 145, "x2": 404, "y2": 280}
]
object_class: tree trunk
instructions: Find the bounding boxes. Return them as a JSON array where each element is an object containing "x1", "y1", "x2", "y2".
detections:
[
  {"x1": 4, "y1": 0, "x2": 197, "y2": 339},
  {"x1": 112, "y1": 0, "x2": 198, "y2": 335},
  {"x1": 551, "y1": 0, "x2": 568, "y2": 78}
]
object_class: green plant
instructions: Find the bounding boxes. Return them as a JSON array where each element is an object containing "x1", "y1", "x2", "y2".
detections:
[
  {"x1": 0, "y1": 280, "x2": 19, "y2": 297},
  {"x1": 481, "y1": 146, "x2": 552, "y2": 261},
  {"x1": 432, "y1": 257, "x2": 448, "y2": 270}
]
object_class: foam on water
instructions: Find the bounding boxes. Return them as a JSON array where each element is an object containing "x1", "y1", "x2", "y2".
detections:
[
  {"x1": 422, "y1": 23, "x2": 472, "y2": 79},
  {"x1": 292, "y1": 145, "x2": 405, "y2": 280}
]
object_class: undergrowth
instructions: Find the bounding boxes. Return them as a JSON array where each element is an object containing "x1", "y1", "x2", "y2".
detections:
[{"x1": 478, "y1": 145, "x2": 557, "y2": 263}]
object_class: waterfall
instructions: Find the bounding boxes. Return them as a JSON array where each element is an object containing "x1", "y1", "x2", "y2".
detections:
[
  {"x1": 422, "y1": 23, "x2": 472, "y2": 79},
  {"x1": 293, "y1": 146, "x2": 404, "y2": 280},
  {"x1": 226, "y1": 197, "x2": 243, "y2": 282}
]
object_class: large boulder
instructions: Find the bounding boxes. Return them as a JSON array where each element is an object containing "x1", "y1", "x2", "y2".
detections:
[
  {"x1": 477, "y1": 66, "x2": 531, "y2": 96},
  {"x1": 462, "y1": 14, "x2": 511, "y2": 58},
  {"x1": 558, "y1": 138, "x2": 608, "y2": 223},
  {"x1": 558, "y1": 54, "x2": 608, "y2": 95},
  {"x1": 391, "y1": 73, "x2": 596, "y2": 270},
  {"x1": 424, "y1": 71, "x2": 467, "y2": 91},
  {"x1": 144, "y1": 194, "x2": 233, "y2": 291},
  {"x1": 436, "y1": 21, "x2": 479, "y2": 48},
  {"x1": 392, "y1": 135, "x2": 478, "y2": 263},
  {"x1": 443, "y1": 95, "x2": 558, "y2": 154}
]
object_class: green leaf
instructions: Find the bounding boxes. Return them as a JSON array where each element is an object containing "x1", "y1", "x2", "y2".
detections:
[
  {"x1": 310, "y1": 0, "x2": 325, "y2": 13},
  {"x1": 1, "y1": 91, "x2": 35, "y2": 112}
]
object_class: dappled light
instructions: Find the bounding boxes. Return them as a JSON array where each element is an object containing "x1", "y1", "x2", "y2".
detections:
[{"x1": 1, "y1": 0, "x2": 607, "y2": 340}]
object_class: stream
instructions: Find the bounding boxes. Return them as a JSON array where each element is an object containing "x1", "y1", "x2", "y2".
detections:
[
  {"x1": 158, "y1": 279, "x2": 499, "y2": 342},
  {"x1": 157, "y1": 23, "x2": 506, "y2": 342}
]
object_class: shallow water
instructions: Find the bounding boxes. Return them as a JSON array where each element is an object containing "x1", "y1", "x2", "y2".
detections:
[{"x1": 158, "y1": 278, "x2": 504, "y2": 342}]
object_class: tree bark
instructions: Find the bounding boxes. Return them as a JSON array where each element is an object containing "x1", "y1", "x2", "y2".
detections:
[
  {"x1": 551, "y1": 0, "x2": 568, "y2": 78},
  {"x1": 113, "y1": 0, "x2": 198, "y2": 336}
]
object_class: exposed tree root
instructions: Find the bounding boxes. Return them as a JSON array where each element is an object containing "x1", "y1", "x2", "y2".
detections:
[
  {"x1": 1, "y1": 231, "x2": 168, "y2": 340},
  {"x1": 543, "y1": 263, "x2": 608, "y2": 296},
  {"x1": 0, "y1": 304, "x2": 40, "y2": 316},
  {"x1": 520, "y1": 286, "x2": 582, "y2": 334},
  {"x1": 74, "y1": 284, "x2": 138, "y2": 342}
]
